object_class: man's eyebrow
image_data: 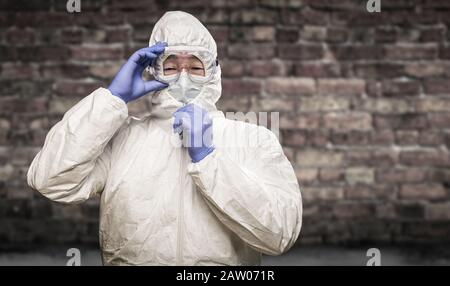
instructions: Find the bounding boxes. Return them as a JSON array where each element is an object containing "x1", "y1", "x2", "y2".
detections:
[
  {"x1": 165, "y1": 55, "x2": 177, "y2": 61},
  {"x1": 189, "y1": 57, "x2": 203, "y2": 63}
]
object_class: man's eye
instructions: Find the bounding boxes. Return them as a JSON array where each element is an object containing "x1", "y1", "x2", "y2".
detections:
[
  {"x1": 191, "y1": 67, "x2": 203, "y2": 70},
  {"x1": 164, "y1": 67, "x2": 176, "y2": 71}
]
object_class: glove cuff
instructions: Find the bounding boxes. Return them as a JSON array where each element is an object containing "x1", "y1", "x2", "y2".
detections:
[
  {"x1": 190, "y1": 146, "x2": 215, "y2": 163},
  {"x1": 107, "y1": 87, "x2": 128, "y2": 104}
]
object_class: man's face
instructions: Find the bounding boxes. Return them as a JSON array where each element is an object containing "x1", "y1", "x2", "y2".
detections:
[{"x1": 162, "y1": 54, "x2": 205, "y2": 77}]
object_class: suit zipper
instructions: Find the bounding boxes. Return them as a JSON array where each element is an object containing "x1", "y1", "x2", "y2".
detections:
[{"x1": 176, "y1": 149, "x2": 185, "y2": 265}]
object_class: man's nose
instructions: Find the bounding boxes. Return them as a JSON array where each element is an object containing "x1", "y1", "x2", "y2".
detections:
[{"x1": 179, "y1": 64, "x2": 190, "y2": 71}]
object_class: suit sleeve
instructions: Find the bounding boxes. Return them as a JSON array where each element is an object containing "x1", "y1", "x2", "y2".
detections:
[
  {"x1": 187, "y1": 126, "x2": 302, "y2": 255},
  {"x1": 27, "y1": 88, "x2": 128, "y2": 204}
]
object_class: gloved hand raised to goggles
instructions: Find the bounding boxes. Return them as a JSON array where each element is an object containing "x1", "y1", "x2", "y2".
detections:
[
  {"x1": 173, "y1": 104, "x2": 215, "y2": 163},
  {"x1": 108, "y1": 42, "x2": 169, "y2": 103}
]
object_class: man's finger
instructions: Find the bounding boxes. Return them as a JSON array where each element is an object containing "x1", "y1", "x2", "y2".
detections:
[
  {"x1": 138, "y1": 51, "x2": 158, "y2": 64},
  {"x1": 145, "y1": 43, "x2": 167, "y2": 54}
]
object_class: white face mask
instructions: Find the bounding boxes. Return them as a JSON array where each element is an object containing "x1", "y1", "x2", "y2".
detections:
[{"x1": 167, "y1": 71, "x2": 203, "y2": 104}]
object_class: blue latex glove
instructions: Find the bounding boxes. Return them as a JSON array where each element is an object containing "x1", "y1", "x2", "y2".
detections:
[
  {"x1": 108, "y1": 42, "x2": 168, "y2": 103},
  {"x1": 173, "y1": 104, "x2": 215, "y2": 163}
]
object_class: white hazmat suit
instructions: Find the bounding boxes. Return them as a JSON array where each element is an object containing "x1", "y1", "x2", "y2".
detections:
[{"x1": 27, "y1": 11, "x2": 303, "y2": 266}]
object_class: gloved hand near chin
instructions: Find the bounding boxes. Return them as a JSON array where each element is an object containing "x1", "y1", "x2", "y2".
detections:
[
  {"x1": 108, "y1": 42, "x2": 169, "y2": 103},
  {"x1": 173, "y1": 104, "x2": 215, "y2": 163}
]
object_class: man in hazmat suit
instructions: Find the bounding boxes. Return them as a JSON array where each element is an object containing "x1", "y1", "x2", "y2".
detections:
[{"x1": 27, "y1": 11, "x2": 302, "y2": 266}]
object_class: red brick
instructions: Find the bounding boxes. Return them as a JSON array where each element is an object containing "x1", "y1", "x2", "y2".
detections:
[
  {"x1": 326, "y1": 27, "x2": 348, "y2": 43},
  {"x1": 329, "y1": 45, "x2": 381, "y2": 60},
  {"x1": 400, "y1": 150, "x2": 449, "y2": 167},
  {"x1": 323, "y1": 112, "x2": 372, "y2": 131},
  {"x1": 384, "y1": 44, "x2": 438, "y2": 60},
  {"x1": 248, "y1": 60, "x2": 285, "y2": 77},
  {"x1": 281, "y1": 130, "x2": 306, "y2": 147},
  {"x1": 332, "y1": 202, "x2": 375, "y2": 219},
  {"x1": 318, "y1": 79, "x2": 365, "y2": 95},
  {"x1": 359, "y1": 98, "x2": 415, "y2": 114},
  {"x1": 17, "y1": 46, "x2": 70, "y2": 62},
  {"x1": 299, "y1": 96, "x2": 350, "y2": 112},
  {"x1": 278, "y1": 44, "x2": 324, "y2": 60},
  {"x1": 281, "y1": 7, "x2": 329, "y2": 26},
  {"x1": 60, "y1": 29, "x2": 83, "y2": 44},
  {"x1": 295, "y1": 168, "x2": 318, "y2": 184},
  {"x1": 426, "y1": 203, "x2": 450, "y2": 220},
  {"x1": 230, "y1": 26, "x2": 275, "y2": 42},
  {"x1": 429, "y1": 114, "x2": 450, "y2": 128},
  {"x1": 370, "y1": 130, "x2": 395, "y2": 145},
  {"x1": 230, "y1": 9, "x2": 277, "y2": 24},
  {"x1": 374, "y1": 114, "x2": 429, "y2": 130},
  {"x1": 345, "y1": 167, "x2": 374, "y2": 185},
  {"x1": 428, "y1": 168, "x2": 450, "y2": 183},
  {"x1": 254, "y1": 97, "x2": 297, "y2": 112},
  {"x1": 208, "y1": 26, "x2": 229, "y2": 42},
  {"x1": 395, "y1": 130, "x2": 419, "y2": 145},
  {"x1": 331, "y1": 131, "x2": 370, "y2": 145},
  {"x1": 0, "y1": 63, "x2": 39, "y2": 80},
  {"x1": 319, "y1": 168, "x2": 345, "y2": 182},
  {"x1": 276, "y1": 27, "x2": 299, "y2": 43},
  {"x1": 394, "y1": 203, "x2": 425, "y2": 220},
  {"x1": 301, "y1": 25, "x2": 326, "y2": 42},
  {"x1": 294, "y1": 63, "x2": 343, "y2": 78},
  {"x1": 5, "y1": 28, "x2": 36, "y2": 45},
  {"x1": 346, "y1": 149, "x2": 398, "y2": 167},
  {"x1": 354, "y1": 63, "x2": 404, "y2": 79},
  {"x1": 265, "y1": 77, "x2": 315, "y2": 96},
  {"x1": 39, "y1": 63, "x2": 90, "y2": 79},
  {"x1": 346, "y1": 185, "x2": 377, "y2": 200},
  {"x1": 105, "y1": 27, "x2": 130, "y2": 43},
  {"x1": 306, "y1": 130, "x2": 329, "y2": 147},
  {"x1": 302, "y1": 186, "x2": 345, "y2": 201},
  {"x1": 375, "y1": 28, "x2": 397, "y2": 43},
  {"x1": 54, "y1": 81, "x2": 102, "y2": 97},
  {"x1": 419, "y1": 131, "x2": 443, "y2": 146},
  {"x1": 71, "y1": 46, "x2": 124, "y2": 61},
  {"x1": 282, "y1": 146, "x2": 295, "y2": 162},
  {"x1": 424, "y1": 78, "x2": 450, "y2": 94},
  {"x1": 217, "y1": 96, "x2": 249, "y2": 112},
  {"x1": 425, "y1": 0, "x2": 450, "y2": 8},
  {"x1": 228, "y1": 43, "x2": 275, "y2": 59},
  {"x1": 220, "y1": 60, "x2": 245, "y2": 77},
  {"x1": 296, "y1": 149, "x2": 344, "y2": 167},
  {"x1": 416, "y1": 98, "x2": 450, "y2": 112},
  {"x1": 404, "y1": 63, "x2": 445, "y2": 78},
  {"x1": 382, "y1": 80, "x2": 420, "y2": 96},
  {"x1": 281, "y1": 114, "x2": 321, "y2": 130},
  {"x1": 400, "y1": 183, "x2": 448, "y2": 200},
  {"x1": 222, "y1": 79, "x2": 261, "y2": 96},
  {"x1": 439, "y1": 45, "x2": 450, "y2": 59},
  {"x1": 197, "y1": 10, "x2": 230, "y2": 25},
  {"x1": 420, "y1": 27, "x2": 445, "y2": 42},
  {"x1": 376, "y1": 168, "x2": 427, "y2": 183}
]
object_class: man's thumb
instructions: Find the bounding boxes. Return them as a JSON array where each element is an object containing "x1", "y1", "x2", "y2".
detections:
[{"x1": 144, "y1": 80, "x2": 168, "y2": 94}]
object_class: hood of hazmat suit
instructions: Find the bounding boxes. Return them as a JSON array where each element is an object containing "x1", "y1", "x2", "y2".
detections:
[
  {"x1": 148, "y1": 11, "x2": 221, "y2": 116},
  {"x1": 27, "y1": 11, "x2": 302, "y2": 266}
]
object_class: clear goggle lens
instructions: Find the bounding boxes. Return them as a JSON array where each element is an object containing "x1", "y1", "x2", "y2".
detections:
[{"x1": 148, "y1": 46, "x2": 217, "y2": 84}]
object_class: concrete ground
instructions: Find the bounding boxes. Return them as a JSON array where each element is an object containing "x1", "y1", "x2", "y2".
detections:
[{"x1": 1, "y1": 245, "x2": 450, "y2": 266}]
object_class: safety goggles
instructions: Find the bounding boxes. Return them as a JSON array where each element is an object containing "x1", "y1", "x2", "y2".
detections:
[{"x1": 148, "y1": 46, "x2": 218, "y2": 84}]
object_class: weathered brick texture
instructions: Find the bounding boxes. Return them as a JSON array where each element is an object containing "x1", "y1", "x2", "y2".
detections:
[{"x1": 1, "y1": 0, "x2": 450, "y2": 248}]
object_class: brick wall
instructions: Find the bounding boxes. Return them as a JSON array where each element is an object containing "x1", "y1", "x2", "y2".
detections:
[{"x1": 1, "y1": 0, "x2": 450, "y2": 248}]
